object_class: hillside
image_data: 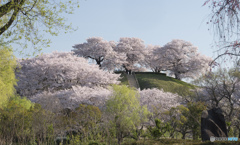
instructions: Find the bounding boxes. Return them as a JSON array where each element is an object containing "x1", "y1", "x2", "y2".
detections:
[
  {"x1": 119, "y1": 72, "x2": 195, "y2": 95},
  {"x1": 119, "y1": 73, "x2": 129, "y2": 86}
]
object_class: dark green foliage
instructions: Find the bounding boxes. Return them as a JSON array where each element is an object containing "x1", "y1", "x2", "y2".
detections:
[
  {"x1": 88, "y1": 142, "x2": 99, "y2": 145},
  {"x1": 0, "y1": 95, "x2": 55, "y2": 144},
  {"x1": 147, "y1": 119, "x2": 171, "y2": 139},
  {"x1": 178, "y1": 102, "x2": 207, "y2": 140},
  {"x1": 67, "y1": 104, "x2": 103, "y2": 144}
]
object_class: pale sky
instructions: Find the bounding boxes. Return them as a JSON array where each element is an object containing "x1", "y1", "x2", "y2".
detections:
[{"x1": 13, "y1": 0, "x2": 218, "y2": 64}]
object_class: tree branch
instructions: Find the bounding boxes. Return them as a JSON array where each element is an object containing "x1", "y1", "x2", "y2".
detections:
[
  {"x1": 0, "y1": 0, "x2": 26, "y2": 35},
  {"x1": 0, "y1": 0, "x2": 15, "y2": 18},
  {"x1": 210, "y1": 52, "x2": 240, "y2": 66}
]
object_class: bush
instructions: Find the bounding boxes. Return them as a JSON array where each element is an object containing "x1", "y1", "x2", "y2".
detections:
[
  {"x1": 0, "y1": 96, "x2": 55, "y2": 144},
  {"x1": 0, "y1": 46, "x2": 18, "y2": 108}
]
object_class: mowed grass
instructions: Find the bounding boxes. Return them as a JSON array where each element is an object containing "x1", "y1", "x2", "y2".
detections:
[
  {"x1": 135, "y1": 73, "x2": 195, "y2": 95},
  {"x1": 118, "y1": 72, "x2": 196, "y2": 95}
]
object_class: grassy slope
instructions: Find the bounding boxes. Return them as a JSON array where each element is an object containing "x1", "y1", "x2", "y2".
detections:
[
  {"x1": 136, "y1": 73, "x2": 195, "y2": 95},
  {"x1": 119, "y1": 72, "x2": 195, "y2": 95}
]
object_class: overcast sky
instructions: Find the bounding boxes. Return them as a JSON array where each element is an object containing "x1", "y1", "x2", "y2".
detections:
[{"x1": 13, "y1": 0, "x2": 218, "y2": 63}]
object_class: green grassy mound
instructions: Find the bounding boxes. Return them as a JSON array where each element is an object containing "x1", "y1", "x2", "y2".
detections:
[{"x1": 118, "y1": 72, "x2": 196, "y2": 95}]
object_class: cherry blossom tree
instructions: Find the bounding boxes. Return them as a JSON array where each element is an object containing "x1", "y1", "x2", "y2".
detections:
[
  {"x1": 114, "y1": 37, "x2": 146, "y2": 73},
  {"x1": 32, "y1": 86, "x2": 182, "y2": 114},
  {"x1": 72, "y1": 37, "x2": 126, "y2": 71},
  {"x1": 142, "y1": 45, "x2": 167, "y2": 73},
  {"x1": 158, "y1": 39, "x2": 212, "y2": 80},
  {"x1": 139, "y1": 88, "x2": 180, "y2": 113},
  {"x1": 15, "y1": 51, "x2": 120, "y2": 97},
  {"x1": 139, "y1": 88, "x2": 181, "y2": 126},
  {"x1": 30, "y1": 86, "x2": 112, "y2": 110}
]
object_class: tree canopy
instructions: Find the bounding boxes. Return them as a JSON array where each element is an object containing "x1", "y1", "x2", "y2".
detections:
[
  {"x1": 72, "y1": 37, "x2": 212, "y2": 80},
  {"x1": 106, "y1": 85, "x2": 149, "y2": 145},
  {"x1": 15, "y1": 51, "x2": 120, "y2": 97},
  {"x1": 154, "y1": 39, "x2": 212, "y2": 80},
  {"x1": 193, "y1": 67, "x2": 240, "y2": 132},
  {"x1": 0, "y1": 0, "x2": 79, "y2": 57},
  {"x1": 72, "y1": 37, "x2": 126, "y2": 71},
  {"x1": 114, "y1": 37, "x2": 145, "y2": 72},
  {"x1": 0, "y1": 46, "x2": 17, "y2": 108}
]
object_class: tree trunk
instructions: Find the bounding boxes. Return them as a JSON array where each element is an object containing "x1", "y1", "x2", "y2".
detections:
[
  {"x1": 174, "y1": 73, "x2": 181, "y2": 80},
  {"x1": 227, "y1": 126, "x2": 231, "y2": 134},
  {"x1": 123, "y1": 65, "x2": 129, "y2": 74},
  {"x1": 118, "y1": 138, "x2": 121, "y2": 145},
  {"x1": 117, "y1": 133, "x2": 122, "y2": 145},
  {"x1": 192, "y1": 129, "x2": 198, "y2": 140},
  {"x1": 129, "y1": 69, "x2": 132, "y2": 75},
  {"x1": 233, "y1": 127, "x2": 237, "y2": 137},
  {"x1": 96, "y1": 60, "x2": 101, "y2": 68},
  {"x1": 170, "y1": 132, "x2": 174, "y2": 138},
  {"x1": 116, "y1": 122, "x2": 122, "y2": 145},
  {"x1": 181, "y1": 132, "x2": 186, "y2": 139},
  {"x1": 126, "y1": 69, "x2": 129, "y2": 74}
]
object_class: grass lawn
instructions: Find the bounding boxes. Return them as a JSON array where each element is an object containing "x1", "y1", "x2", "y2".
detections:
[
  {"x1": 135, "y1": 73, "x2": 195, "y2": 95},
  {"x1": 117, "y1": 72, "x2": 197, "y2": 96}
]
